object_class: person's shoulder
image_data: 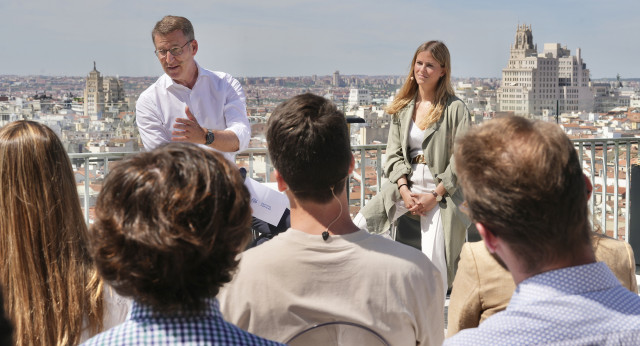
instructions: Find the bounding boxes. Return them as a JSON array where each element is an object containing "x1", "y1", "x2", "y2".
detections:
[
  {"x1": 138, "y1": 75, "x2": 168, "y2": 100},
  {"x1": 199, "y1": 67, "x2": 236, "y2": 83},
  {"x1": 80, "y1": 321, "x2": 132, "y2": 345},
  {"x1": 221, "y1": 318, "x2": 284, "y2": 345},
  {"x1": 362, "y1": 233, "x2": 437, "y2": 271},
  {"x1": 445, "y1": 96, "x2": 469, "y2": 112}
]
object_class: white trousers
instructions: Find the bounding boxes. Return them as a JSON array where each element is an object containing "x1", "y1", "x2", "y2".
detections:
[{"x1": 391, "y1": 164, "x2": 447, "y2": 293}]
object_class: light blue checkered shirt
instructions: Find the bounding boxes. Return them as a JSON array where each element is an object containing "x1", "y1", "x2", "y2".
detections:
[
  {"x1": 445, "y1": 262, "x2": 640, "y2": 345},
  {"x1": 81, "y1": 298, "x2": 283, "y2": 345}
]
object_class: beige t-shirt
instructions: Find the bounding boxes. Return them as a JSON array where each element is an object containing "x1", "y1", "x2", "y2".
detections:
[{"x1": 218, "y1": 228, "x2": 444, "y2": 346}]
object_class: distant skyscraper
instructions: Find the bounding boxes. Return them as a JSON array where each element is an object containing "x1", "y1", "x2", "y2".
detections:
[
  {"x1": 333, "y1": 71, "x2": 341, "y2": 87},
  {"x1": 83, "y1": 62, "x2": 125, "y2": 119},
  {"x1": 497, "y1": 24, "x2": 593, "y2": 116},
  {"x1": 84, "y1": 62, "x2": 104, "y2": 118}
]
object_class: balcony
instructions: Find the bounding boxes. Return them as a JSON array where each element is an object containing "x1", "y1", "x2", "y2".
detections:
[{"x1": 70, "y1": 138, "x2": 640, "y2": 251}]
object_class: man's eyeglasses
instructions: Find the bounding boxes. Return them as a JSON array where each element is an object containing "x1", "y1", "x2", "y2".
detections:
[{"x1": 155, "y1": 40, "x2": 193, "y2": 58}]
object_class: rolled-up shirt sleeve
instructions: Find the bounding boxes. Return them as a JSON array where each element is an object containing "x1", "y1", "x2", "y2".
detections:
[{"x1": 223, "y1": 76, "x2": 250, "y2": 153}]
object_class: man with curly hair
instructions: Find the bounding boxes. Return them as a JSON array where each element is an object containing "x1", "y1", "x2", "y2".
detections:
[{"x1": 82, "y1": 143, "x2": 282, "y2": 345}]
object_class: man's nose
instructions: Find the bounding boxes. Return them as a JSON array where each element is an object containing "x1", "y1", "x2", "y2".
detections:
[{"x1": 165, "y1": 52, "x2": 176, "y2": 64}]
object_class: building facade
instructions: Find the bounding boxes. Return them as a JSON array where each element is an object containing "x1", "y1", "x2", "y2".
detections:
[
  {"x1": 83, "y1": 62, "x2": 125, "y2": 118},
  {"x1": 497, "y1": 24, "x2": 593, "y2": 116}
]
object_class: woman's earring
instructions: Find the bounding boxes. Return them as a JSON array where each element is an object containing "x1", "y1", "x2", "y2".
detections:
[{"x1": 410, "y1": 76, "x2": 414, "y2": 81}]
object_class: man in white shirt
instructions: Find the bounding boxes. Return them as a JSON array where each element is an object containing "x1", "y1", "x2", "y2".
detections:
[
  {"x1": 136, "y1": 15, "x2": 250, "y2": 162},
  {"x1": 218, "y1": 94, "x2": 445, "y2": 346}
]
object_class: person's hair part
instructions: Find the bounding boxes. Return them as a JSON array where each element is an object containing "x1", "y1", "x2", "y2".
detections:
[
  {"x1": 90, "y1": 143, "x2": 252, "y2": 311},
  {"x1": 387, "y1": 41, "x2": 455, "y2": 129},
  {"x1": 455, "y1": 116, "x2": 591, "y2": 272},
  {"x1": 152, "y1": 15, "x2": 195, "y2": 44},
  {"x1": 0, "y1": 121, "x2": 103, "y2": 346},
  {"x1": 267, "y1": 93, "x2": 351, "y2": 203}
]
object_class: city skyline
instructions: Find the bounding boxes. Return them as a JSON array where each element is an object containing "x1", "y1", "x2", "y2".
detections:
[{"x1": 1, "y1": 0, "x2": 639, "y2": 79}]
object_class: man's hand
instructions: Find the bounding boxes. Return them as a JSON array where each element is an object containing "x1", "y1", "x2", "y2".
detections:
[{"x1": 172, "y1": 106, "x2": 206, "y2": 144}]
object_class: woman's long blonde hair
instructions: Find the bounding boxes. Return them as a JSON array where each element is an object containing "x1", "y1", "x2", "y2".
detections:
[
  {"x1": 0, "y1": 121, "x2": 103, "y2": 345},
  {"x1": 387, "y1": 40, "x2": 455, "y2": 129}
]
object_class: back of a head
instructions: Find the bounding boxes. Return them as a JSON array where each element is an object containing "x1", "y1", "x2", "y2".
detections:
[
  {"x1": 90, "y1": 143, "x2": 252, "y2": 311},
  {"x1": 267, "y1": 93, "x2": 351, "y2": 203},
  {"x1": 0, "y1": 120, "x2": 99, "y2": 345},
  {"x1": 454, "y1": 116, "x2": 590, "y2": 270}
]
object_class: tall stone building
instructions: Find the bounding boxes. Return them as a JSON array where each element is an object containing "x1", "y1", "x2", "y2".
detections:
[
  {"x1": 497, "y1": 24, "x2": 593, "y2": 116},
  {"x1": 83, "y1": 62, "x2": 125, "y2": 118}
]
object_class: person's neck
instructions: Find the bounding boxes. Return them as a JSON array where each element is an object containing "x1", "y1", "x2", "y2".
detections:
[
  {"x1": 509, "y1": 243, "x2": 596, "y2": 285},
  {"x1": 287, "y1": 192, "x2": 360, "y2": 236},
  {"x1": 416, "y1": 85, "x2": 436, "y2": 104},
  {"x1": 174, "y1": 64, "x2": 199, "y2": 89}
]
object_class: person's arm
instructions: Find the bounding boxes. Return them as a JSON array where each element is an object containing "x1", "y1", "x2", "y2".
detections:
[
  {"x1": 386, "y1": 113, "x2": 416, "y2": 209},
  {"x1": 438, "y1": 101, "x2": 472, "y2": 196},
  {"x1": 384, "y1": 114, "x2": 412, "y2": 184},
  {"x1": 172, "y1": 76, "x2": 250, "y2": 153},
  {"x1": 135, "y1": 93, "x2": 171, "y2": 151},
  {"x1": 220, "y1": 75, "x2": 251, "y2": 152},
  {"x1": 446, "y1": 243, "x2": 482, "y2": 337}
]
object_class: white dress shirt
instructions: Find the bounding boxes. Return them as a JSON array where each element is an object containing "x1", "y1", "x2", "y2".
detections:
[{"x1": 136, "y1": 61, "x2": 250, "y2": 162}]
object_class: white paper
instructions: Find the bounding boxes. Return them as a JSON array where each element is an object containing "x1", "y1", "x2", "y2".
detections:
[{"x1": 244, "y1": 177, "x2": 290, "y2": 226}]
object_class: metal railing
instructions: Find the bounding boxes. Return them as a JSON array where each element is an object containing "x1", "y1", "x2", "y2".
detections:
[{"x1": 70, "y1": 139, "x2": 638, "y2": 244}]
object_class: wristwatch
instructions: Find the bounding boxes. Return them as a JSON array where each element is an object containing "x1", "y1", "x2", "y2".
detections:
[
  {"x1": 431, "y1": 190, "x2": 443, "y2": 202},
  {"x1": 205, "y1": 129, "x2": 215, "y2": 145}
]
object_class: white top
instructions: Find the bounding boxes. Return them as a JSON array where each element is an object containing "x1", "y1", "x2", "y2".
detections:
[
  {"x1": 408, "y1": 121, "x2": 426, "y2": 159},
  {"x1": 218, "y1": 228, "x2": 445, "y2": 346},
  {"x1": 135, "y1": 61, "x2": 250, "y2": 162}
]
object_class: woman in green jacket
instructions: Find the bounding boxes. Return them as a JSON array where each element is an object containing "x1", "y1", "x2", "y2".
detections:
[{"x1": 358, "y1": 41, "x2": 472, "y2": 291}]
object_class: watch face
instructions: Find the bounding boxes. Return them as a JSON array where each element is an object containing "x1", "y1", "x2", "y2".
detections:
[{"x1": 205, "y1": 131, "x2": 215, "y2": 145}]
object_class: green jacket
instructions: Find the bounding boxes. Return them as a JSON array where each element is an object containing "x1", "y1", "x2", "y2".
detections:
[{"x1": 360, "y1": 95, "x2": 472, "y2": 287}]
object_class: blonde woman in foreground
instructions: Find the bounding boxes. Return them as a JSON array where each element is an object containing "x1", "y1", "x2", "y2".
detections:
[{"x1": 0, "y1": 121, "x2": 128, "y2": 345}]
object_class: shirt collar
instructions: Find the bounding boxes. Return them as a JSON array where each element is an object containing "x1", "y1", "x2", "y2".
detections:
[
  {"x1": 128, "y1": 297, "x2": 221, "y2": 320},
  {"x1": 509, "y1": 262, "x2": 620, "y2": 307}
]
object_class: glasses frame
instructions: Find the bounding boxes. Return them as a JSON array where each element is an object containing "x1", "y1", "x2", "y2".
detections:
[{"x1": 155, "y1": 40, "x2": 194, "y2": 58}]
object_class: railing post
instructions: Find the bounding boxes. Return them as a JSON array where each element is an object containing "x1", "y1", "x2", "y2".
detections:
[
  {"x1": 360, "y1": 148, "x2": 366, "y2": 208},
  {"x1": 84, "y1": 157, "x2": 90, "y2": 223},
  {"x1": 614, "y1": 142, "x2": 620, "y2": 239},
  {"x1": 628, "y1": 164, "x2": 640, "y2": 265},
  {"x1": 625, "y1": 142, "x2": 631, "y2": 241},
  {"x1": 376, "y1": 148, "x2": 382, "y2": 192},
  {"x1": 590, "y1": 143, "x2": 596, "y2": 223},
  {"x1": 601, "y1": 142, "x2": 607, "y2": 234}
]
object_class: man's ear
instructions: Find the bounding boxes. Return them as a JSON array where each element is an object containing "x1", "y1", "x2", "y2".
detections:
[
  {"x1": 476, "y1": 222, "x2": 498, "y2": 254},
  {"x1": 274, "y1": 170, "x2": 288, "y2": 192}
]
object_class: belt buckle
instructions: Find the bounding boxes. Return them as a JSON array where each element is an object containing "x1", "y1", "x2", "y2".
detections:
[{"x1": 412, "y1": 154, "x2": 426, "y2": 164}]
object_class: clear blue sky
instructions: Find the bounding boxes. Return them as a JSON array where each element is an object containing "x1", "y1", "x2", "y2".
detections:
[{"x1": 1, "y1": 0, "x2": 638, "y2": 79}]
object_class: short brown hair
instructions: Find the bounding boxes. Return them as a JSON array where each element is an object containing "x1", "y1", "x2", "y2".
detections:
[
  {"x1": 454, "y1": 116, "x2": 590, "y2": 272},
  {"x1": 90, "y1": 143, "x2": 252, "y2": 311},
  {"x1": 267, "y1": 93, "x2": 351, "y2": 203},
  {"x1": 152, "y1": 15, "x2": 195, "y2": 44}
]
